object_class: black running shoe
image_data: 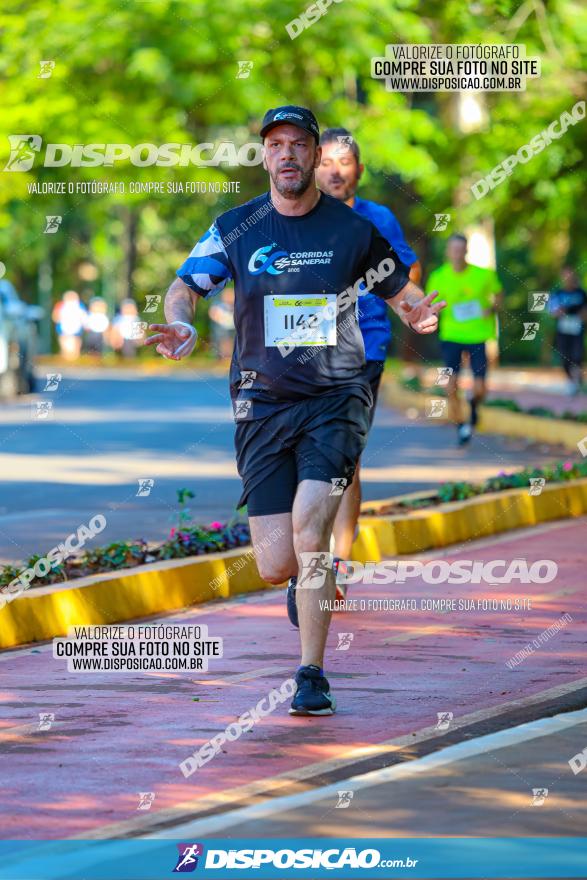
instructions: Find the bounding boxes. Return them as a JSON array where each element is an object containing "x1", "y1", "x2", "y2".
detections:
[
  {"x1": 289, "y1": 665, "x2": 336, "y2": 716},
  {"x1": 457, "y1": 423, "x2": 472, "y2": 445},
  {"x1": 286, "y1": 576, "x2": 298, "y2": 628}
]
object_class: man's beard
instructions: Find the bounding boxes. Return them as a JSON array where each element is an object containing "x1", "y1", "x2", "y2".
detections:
[
  {"x1": 322, "y1": 177, "x2": 355, "y2": 202},
  {"x1": 271, "y1": 163, "x2": 315, "y2": 198}
]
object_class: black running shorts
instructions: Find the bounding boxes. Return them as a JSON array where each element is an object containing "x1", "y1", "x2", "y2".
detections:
[
  {"x1": 235, "y1": 392, "x2": 371, "y2": 517},
  {"x1": 440, "y1": 341, "x2": 488, "y2": 378}
]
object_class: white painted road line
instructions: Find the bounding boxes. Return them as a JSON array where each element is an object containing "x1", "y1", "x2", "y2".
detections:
[{"x1": 150, "y1": 707, "x2": 587, "y2": 839}]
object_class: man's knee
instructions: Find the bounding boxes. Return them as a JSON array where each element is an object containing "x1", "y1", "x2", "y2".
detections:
[
  {"x1": 293, "y1": 521, "x2": 332, "y2": 556},
  {"x1": 256, "y1": 556, "x2": 295, "y2": 585}
]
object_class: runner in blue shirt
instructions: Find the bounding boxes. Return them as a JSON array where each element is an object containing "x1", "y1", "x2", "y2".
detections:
[
  {"x1": 316, "y1": 127, "x2": 421, "y2": 573},
  {"x1": 147, "y1": 107, "x2": 443, "y2": 716}
]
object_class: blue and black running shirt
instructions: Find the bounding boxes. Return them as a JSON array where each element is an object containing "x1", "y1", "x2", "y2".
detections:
[{"x1": 177, "y1": 191, "x2": 410, "y2": 418}]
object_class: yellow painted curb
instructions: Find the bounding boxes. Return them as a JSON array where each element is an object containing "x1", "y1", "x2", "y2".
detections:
[
  {"x1": 0, "y1": 548, "x2": 269, "y2": 650},
  {"x1": 2, "y1": 478, "x2": 586, "y2": 650},
  {"x1": 381, "y1": 377, "x2": 587, "y2": 449},
  {"x1": 478, "y1": 408, "x2": 587, "y2": 448},
  {"x1": 353, "y1": 478, "x2": 587, "y2": 562}
]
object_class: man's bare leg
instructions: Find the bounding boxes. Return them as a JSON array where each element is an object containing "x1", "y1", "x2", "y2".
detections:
[
  {"x1": 292, "y1": 479, "x2": 342, "y2": 668},
  {"x1": 248, "y1": 512, "x2": 297, "y2": 585},
  {"x1": 471, "y1": 375, "x2": 486, "y2": 406},
  {"x1": 331, "y1": 463, "x2": 361, "y2": 560},
  {"x1": 447, "y1": 373, "x2": 464, "y2": 426}
]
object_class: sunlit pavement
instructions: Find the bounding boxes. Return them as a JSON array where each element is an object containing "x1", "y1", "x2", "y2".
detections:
[
  {"x1": 0, "y1": 369, "x2": 566, "y2": 564},
  {"x1": 156, "y1": 710, "x2": 587, "y2": 840},
  {"x1": 422, "y1": 364, "x2": 587, "y2": 415},
  {"x1": 0, "y1": 517, "x2": 584, "y2": 840}
]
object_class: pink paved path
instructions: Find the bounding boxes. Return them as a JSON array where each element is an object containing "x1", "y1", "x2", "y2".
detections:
[
  {"x1": 0, "y1": 518, "x2": 584, "y2": 839},
  {"x1": 418, "y1": 364, "x2": 587, "y2": 415},
  {"x1": 438, "y1": 366, "x2": 587, "y2": 416},
  {"x1": 486, "y1": 387, "x2": 587, "y2": 416}
]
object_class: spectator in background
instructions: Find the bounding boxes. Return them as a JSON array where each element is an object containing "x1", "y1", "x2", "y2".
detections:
[
  {"x1": 208, "y1": 287, "x2": 235, "y2": 359},
  {"x1": 51, "y1": 290, "x2": 87, "y2": 361},
  {"x1": 426, "y1": 234, "x2": 503, "y2": 445},
  {"x1": 110, "y1": 299, "x2": 142, "y2": 358},
  {"x1": 549, "y1": 266, "x2": 587, "y2": 395},
  {"x1": 84, "y1": 297, "x2": 110, "y2": 355}
]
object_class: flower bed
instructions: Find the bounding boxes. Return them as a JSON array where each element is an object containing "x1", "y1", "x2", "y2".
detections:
[
  {"x1": 361, "y1": 458, "x2": 587, "y2": 515},
  {"x1": 3, "y1": 461, "x2": 587, "y2": 589},
  {"x1": 0, "y1": 488, "x2": 251, "y2": 591},
  {"x1": 0, "y1": 521, "x2": 251, "y2": 591},
  {"x1": 484, "y1": 397, "x2": 587, "y2": 423}
]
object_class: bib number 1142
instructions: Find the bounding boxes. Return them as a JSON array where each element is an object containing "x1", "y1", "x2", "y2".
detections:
[{"x1": 264, "y1": 294, "x2": 337, "y2": 347}]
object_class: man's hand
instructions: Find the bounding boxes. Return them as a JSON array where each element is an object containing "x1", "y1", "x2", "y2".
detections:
[
  {"x1": 399, "y1": 290, "x2": 446, "y2": 334},
  {"x1": 145, "y1": 321, "x2": 198, "y2": 360}
]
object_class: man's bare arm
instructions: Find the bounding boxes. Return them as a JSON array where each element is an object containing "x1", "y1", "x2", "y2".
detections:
[
  {"x1": 482, "y1": 290, "x2": 503, "y2": 317},
  {"x1": 164, "y1": 277, "x2": 198, "y2": 325},
  {"x1": 386, "y1": 281, "x2": 446, "y2": 335},
  {"x1": 388, "y1": 280, "x2": 428, "y2": 326},
  {"x1": 145, "y1": 278, "x2": 199, "y2": 359}
]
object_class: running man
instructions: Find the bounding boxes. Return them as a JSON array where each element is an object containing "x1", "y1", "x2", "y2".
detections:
[
  {"x1": 549, "y1": 266, "x2": 587, "y2": 395},
  {"x1": 316, "y1": 127, "x2": 421, "y2": 569},
  {"x1": 426, "y1": 234, "x2": 503, "y2": 445},
  {"x1": 146, "y1": 106, "x2": 444, "y2": 716}
]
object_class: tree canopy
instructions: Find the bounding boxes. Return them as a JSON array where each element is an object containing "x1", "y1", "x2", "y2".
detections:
[{"x1": 0, "y1": 0, "x2": 585, "y2": 359}]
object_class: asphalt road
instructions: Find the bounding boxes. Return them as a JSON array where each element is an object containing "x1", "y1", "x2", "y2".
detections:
[{"x1": 0, "y1": 367, "x2": 567, "y2": 565}]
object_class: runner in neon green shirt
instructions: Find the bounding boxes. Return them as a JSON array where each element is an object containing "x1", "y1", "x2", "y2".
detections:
[{"x1": 426, "y1": 234, "x2": 503, "y2": 445}]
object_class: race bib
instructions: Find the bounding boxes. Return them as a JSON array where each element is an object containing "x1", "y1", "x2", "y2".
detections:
[
  {"x1": 558, "y1": 315, "x2": 583, "y2": 336},
  {"x1": 264, "y1": 294, "x2": 337, "y2": 348},
  {"x1": 452, "y1": 300, "x2": 483, "y2": 322}
]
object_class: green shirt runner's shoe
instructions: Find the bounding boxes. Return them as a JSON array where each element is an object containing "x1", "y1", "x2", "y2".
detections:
[{"x1": 426, "y1": 262, "x2": 501, "y2": 344}]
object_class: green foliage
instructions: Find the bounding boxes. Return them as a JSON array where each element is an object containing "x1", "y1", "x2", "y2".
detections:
[
  {"x1": 484, "y1": 398, "x2": 523, "y2": 412},
  {"x1": 401, "y1": 374, "x2": 423, "y2": 392},
  {"x1": 174, "y1": 487, "x2": 196, "y2": 530},
  {"x1": 0, "y1": 0, "x2": 584, "y2": 363},
  {"x1": 438, "y1": 480, "x2": 484, "y2": 502},
  {"x1": 485, "y1": 397, "x2": 587, "y2": 423},
  {"x1": 0, "y1": 511, "x2": 250, "y2": 587},
  {"x1": 81, "y1": 540, "x2": 149, "y2": 571},
  {"x1": 438, "y1": 458, "x2": 587, "y2": 502}
]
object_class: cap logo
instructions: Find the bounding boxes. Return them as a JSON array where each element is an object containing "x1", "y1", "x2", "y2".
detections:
[{"x1": 273, "y1": 111, "x2": 304, "y2": 121}]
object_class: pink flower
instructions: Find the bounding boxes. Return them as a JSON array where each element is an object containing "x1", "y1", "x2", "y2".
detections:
[
  {"x1": 563, "y1": 461, "x2": 573, "y2": 471},
  {"x1": 209, "y1": 521, "x2": 223, "y2": 530},
  {"x1": 169, "y1": 527, "x2": 176, "y2": 538}
]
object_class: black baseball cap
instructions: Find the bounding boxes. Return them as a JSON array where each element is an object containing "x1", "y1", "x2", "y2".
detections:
[{"x1": 260, "y1": 105, "x2": 320, "y2": 143}]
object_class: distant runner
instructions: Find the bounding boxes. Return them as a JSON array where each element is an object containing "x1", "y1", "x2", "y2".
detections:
[
  {"x1": 147, "y1": 106, "x2": 444, "y2": 716},
  {"x1": 316, "y1": 126, "x2": 421, "y2": 574},
  {"x1": 426, "y1": 234, "x2": 502, "y2": 445},
  {"x1": 549, "y1": 266, "x2": 587, "y2": 395}
]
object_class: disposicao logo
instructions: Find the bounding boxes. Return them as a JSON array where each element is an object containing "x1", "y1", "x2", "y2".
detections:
[
  {"x1": 173, "y1": 843, "x2": 204, "y2": 872},
  {"x1": 4, "y1": 135, "x2": 43, "y2": 171},
  {"x1": 4, "y1": 136, "x2": 262, "y2": 170}
]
